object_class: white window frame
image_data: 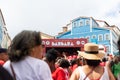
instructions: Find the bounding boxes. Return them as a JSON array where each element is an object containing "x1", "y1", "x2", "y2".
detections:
[
  {"x1": 104, "y1": 33, "x2": 110, "y2": 40},
  {"x1": 73, "y1": 22, "x2": 77, "y2": 27},
  {"x1": 92, "y1": 35, "x2": 96, "y2": 39},
  {"x1": 98, "y1": 34, "x2": 103, "y2": 41},
  {"x1": 85, "y1": 20, "x2": 90, "y2": 25},
  {"x1": 79, "y1": 20, "x2": 83, "y2": 26},
  {"x1": 86, "y1": 36, "x2": 90, "y2": 42}
]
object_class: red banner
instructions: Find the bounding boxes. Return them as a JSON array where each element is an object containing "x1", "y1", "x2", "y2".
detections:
[{"x1": 42, "y1": 39, "x2": 87, "y2": 47}]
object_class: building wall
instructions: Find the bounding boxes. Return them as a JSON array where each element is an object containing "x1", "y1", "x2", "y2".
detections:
[
  {"x1": 0, "y1": 11, "x2": 4, "y2": 44},
  {"x1": 0, "y1": 9, "x2": 11, "y2": 48},
  {"x1": 111, "y1": 30, "x2": 119, "y2": 53},
  {"x1": 56, "y1": 16, "x2": 120, "y2": 55},
  {"x1": 72, "y1": 18, "x2": 90, "y2": 34},
  {"x1": 1, "y1": 34, "x2": 11, "y2": 48},
  {"x1": 40, "y1": 32, "x2": 54, "y2": 39}
]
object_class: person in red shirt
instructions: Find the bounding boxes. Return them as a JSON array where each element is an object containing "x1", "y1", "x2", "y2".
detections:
[
  {"x1": 52, "y1": 58, "x2": 70, "y2": 80},
  {"x1": 69, "y1": 59, "x2": 78, "y2": 72},
  {"x1": 43, "y1": 48, "x2": 59, "y2": 73}
]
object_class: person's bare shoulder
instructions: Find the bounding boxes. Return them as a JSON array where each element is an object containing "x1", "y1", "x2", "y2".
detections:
[{"x1": 70, "y1": 66, "x2": 80, "y2": 80}]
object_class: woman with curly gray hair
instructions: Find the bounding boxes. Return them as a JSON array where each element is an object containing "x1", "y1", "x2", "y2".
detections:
[{"x1": 3, "y1": 30, "x2": 52, "y2": 80}]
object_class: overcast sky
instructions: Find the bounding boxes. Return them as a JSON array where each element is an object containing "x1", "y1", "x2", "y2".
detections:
[{"x1": 0, "y1": 0, "x2": 120, "y2": 39}]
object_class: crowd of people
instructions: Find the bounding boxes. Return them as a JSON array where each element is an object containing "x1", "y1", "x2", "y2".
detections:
[{"x1": 0, "y1": 30, "x2": 120, "y2": 80}]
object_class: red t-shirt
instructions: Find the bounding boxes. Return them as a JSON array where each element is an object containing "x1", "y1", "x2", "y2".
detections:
[{"x1": 52, "y1": 67, "x2": 69, "y2": 80}]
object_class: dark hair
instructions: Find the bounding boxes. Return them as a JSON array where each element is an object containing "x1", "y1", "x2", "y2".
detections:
[
  {"x1": 70, "y1": 59, "x2": 77, "y2": 66},
  {"x1": 59, "y1": 58, "x2": 70, "y2": 68},
  {"x1": 45, "y1": 48, "x2": 58, "y2": 63},
  {"x1": 117, "y1": 36, "x2": 120, "y2": 55},
  {"x1": 102, "y1": 57, "x2": 107, "y2": 62},
  {"x1": 8, "y1": 30, "x2": 42, "y2": 62},
  {"x1": 0, "y1": 48, "x2": 7, "y2": 53},
  {"x1": 113, "y1": 56, "x2": 120, "y2": 64},
  {"x1": 86, "y1": 59, "x2": 101, "y2": 67}
]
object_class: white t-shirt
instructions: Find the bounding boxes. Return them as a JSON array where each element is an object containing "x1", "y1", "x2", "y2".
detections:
[{"x1": 3, "y1": 56, "x2": 52, "y2": 80}]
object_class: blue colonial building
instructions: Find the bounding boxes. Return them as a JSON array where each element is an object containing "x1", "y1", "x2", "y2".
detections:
[{"x1": 56, "y1": 16, "x2": 120, "y2": 55}]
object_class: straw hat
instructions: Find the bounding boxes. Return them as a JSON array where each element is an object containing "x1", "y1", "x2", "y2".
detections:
[{"x1": 78, "y1": 43, "x2": 105, "y2": 60}]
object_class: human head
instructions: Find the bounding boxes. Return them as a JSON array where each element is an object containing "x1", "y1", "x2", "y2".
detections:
[
  {"x1": 44, "y1": 48, "x2": 59, "y2": 72},
  {"x1": 78, "y1": 43, "x2": 105, "y2": 66},
  {"x1": 113, "y1": 56, "x2": 120, "y2": 64},
  {"x1": 70, "y1": 59, "x2": 77, "y2": 66},
  {"x1": 45, "y1": 48, "x2": 59, "y2": 63},
  {"x1": 59, "y1": 58, "x2": 70, "y2": 68},
  {"x1": 102, "y1": 57, "x2": 107, "y2": 62},
  {"x1": 0, "y1": 48, "x2": 8, "y2": 62},
  {"x1": 8, "y1": 30, "x2": 42, "y2": 62},
  {"x1": 78, "y1": 43, "x2": 105, "y2": 60}
]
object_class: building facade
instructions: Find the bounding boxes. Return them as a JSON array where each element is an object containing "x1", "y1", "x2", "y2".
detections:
[
  {"x1": 40, "y1": 32, "x2": 54, "y2": 39},
  {"x1": 56, "y1": 16, "x2": 120, "y2": 55},
  {"x1": 0, "y1": 9, "x2": 11, "y2": 48}
]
